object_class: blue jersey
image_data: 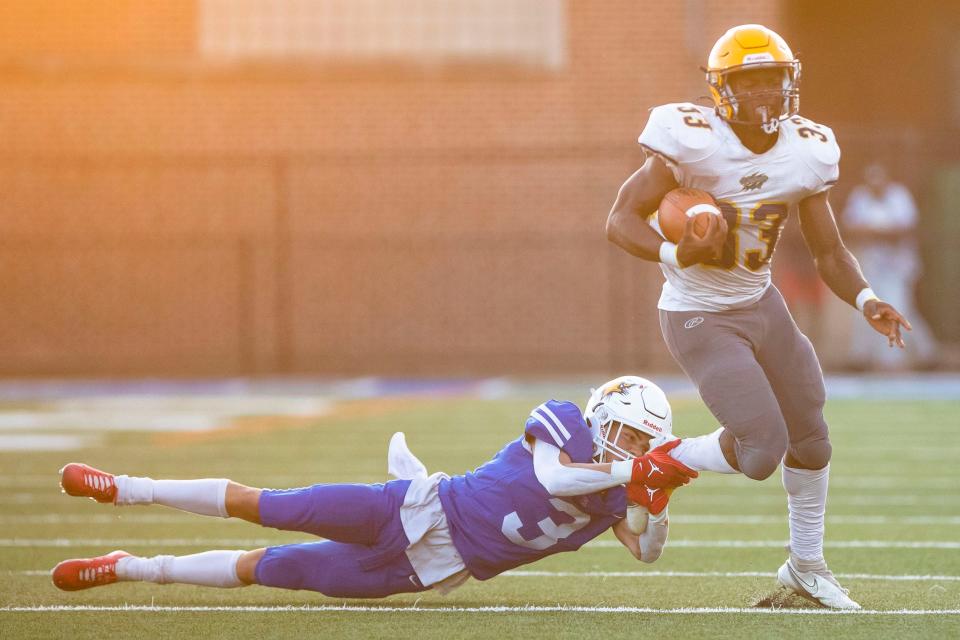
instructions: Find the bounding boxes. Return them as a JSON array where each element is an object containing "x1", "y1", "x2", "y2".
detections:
[{"x1": 438, "y1": 400, "x2": 627, "y2": 580}]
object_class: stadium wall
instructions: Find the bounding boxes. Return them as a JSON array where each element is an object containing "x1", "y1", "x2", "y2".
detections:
[{"x1": 0, "y1": 1, "x2": 785, "y2": 375}]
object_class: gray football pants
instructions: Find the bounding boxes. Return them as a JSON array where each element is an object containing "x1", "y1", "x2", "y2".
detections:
[{"x1": 659, "y1": 286, "x2": 831, "y2": 480}]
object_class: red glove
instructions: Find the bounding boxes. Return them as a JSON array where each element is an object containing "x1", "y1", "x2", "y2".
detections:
[
  {"x1": 631, "y1": 439, "x2": 699, "y2": 490},
  {"x1": 626, "y1": 483, "x2": 674, "y2": 516}
]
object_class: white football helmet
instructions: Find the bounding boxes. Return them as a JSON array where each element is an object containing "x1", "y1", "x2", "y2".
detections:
[{"x1": 584, "y1": 376, "x2": 676, "y2": 462}]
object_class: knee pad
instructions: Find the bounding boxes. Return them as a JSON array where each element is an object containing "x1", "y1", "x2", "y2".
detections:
[
  {"x1": 789, "y1": 435, "x2": 832, "y2": 470},
  {"x1": 736, "y1": 430, "x2": 788, "y2": 481},
  {"x1": 738, "y1": 449, "x2": 783, "y2": 481},
  {"x1": 785, "y1": 405, "x2": 831, "y2": 469}
]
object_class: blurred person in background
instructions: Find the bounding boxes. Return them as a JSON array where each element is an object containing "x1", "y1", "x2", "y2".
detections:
[{"x1": 843, "y1": 163, "x2": 939, "y2": 370}]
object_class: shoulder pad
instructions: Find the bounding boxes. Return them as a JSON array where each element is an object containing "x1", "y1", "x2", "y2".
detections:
[
  {"x1": 525, "y1": 400, "x2": 594, "y2": 462},
  {"x1": 637, "y1": 103, "x2": 722, "y2": 165},
  {"x1": 782, "y1": 115, "x2": 841, "y2": 189}
]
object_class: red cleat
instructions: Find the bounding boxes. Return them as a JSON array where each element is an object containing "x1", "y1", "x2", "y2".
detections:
[
  {"x1": 52, "y1": 550, "x2": 130, "y2": 591},
  {"x1": 60, "y1": 463, "x2": 117, "y2": 504}
]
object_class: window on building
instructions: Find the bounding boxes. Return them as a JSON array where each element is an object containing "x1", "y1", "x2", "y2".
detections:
[{"x1": 199, "y1": 0, "x2": 566, "y2": 69}]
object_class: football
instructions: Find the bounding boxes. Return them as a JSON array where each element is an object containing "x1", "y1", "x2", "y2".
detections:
[
  {"x1": 657, "y1": 187, "x2": 722, "y2": 243},
  {"x1": 625, "y1": 502, "x2": 649, "y2": 535}
]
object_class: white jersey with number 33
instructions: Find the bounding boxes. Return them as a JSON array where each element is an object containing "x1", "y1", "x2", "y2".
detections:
[{"x1": 638, "y1": 102, "x2": 840, "y2": 312}]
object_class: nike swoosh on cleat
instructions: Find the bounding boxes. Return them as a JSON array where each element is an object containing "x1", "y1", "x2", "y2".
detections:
[{"x1": 787, "y1": 563, "x2": 819, "y2": 593}]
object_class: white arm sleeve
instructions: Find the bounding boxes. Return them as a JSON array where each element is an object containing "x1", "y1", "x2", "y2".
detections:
[
  {"x1": 638, "y1": 509, "x2": 669, "y2": 564},
  {"x1": 531, "y1": 440, "x2": 632, "y2": 497}
]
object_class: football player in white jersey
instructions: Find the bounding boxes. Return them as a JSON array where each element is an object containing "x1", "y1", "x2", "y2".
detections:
[{"x1": 605, "y1": 24, "x2": 912, "y2": 609}]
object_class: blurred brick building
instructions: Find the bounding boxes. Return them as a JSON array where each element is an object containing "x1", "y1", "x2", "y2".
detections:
[{"x1": 0, "y1": 1, "x2": 954, "y2": 376}]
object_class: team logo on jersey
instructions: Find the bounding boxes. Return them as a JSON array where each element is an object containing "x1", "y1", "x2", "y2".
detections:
[{"x1": 740, "y1": 172, "x2": 769, "y2": 191}]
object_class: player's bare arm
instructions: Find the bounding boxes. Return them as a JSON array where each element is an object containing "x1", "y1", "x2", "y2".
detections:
[
  {"x1": 612, "y1": 515, "x2": 667, "y2": 563},
  {"x1": 605, "y1": 155, "x2": 726, "y2": 266},
  {"x1": 612, "y1": 517, "x2": 643, "y2": 559},
  {"x1": 797, "y1": 191, "x2": 868, "y2": 303},
  {"x1": 799, "y1": 190, "x2": 912, "y2": 347}
]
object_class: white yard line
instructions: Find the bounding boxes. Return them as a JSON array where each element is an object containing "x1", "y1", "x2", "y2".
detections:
[
  {"x1": 4, "y1": 513, "x2": 960, "y2": 526},
  {"x1": 0, "y1": 435, "x2": 88, "y2": 451},
  {"x1": 10, "y1": 494, "x2": 955, "y2": 507},
  {"x1": 3, "y1": 538, "x2": 960, "y2": 549},
  {"x1": 501, "y1": 570, "x2": 960, "y2": 581},
  {"x1": 676, "y1": 494, "x2": 957, "y2": 506},
  {"x1": 672, "y1": 515, "x2": 960, "y2": 525},
  {"x1": 589, "y1": 540, "x2": 960, "y2": 549},
  {"x1": 0, "y1": 397, "x2": 332, "y2": 431},
  {"x1": 4, "y1": 475, "x2": 960, "y2": 489},
  {"x1": 0, "y1": 514, "x2": 231, "y2": 524},
  {"x1": 828, "y1": 476, "x2": 960, "y2": 489},
  {"x1": 12, "y1": 569, "x2": 960, "y2": 581},
  {"x1": 1, "y1": 604, "x2": 958, "y2": 615},
  {"x1": 0, "y1": 497, "x2": 98, "y2": 505},
  {"x1": 0, "y1": 538, "x2": 283, "y2": 547}
]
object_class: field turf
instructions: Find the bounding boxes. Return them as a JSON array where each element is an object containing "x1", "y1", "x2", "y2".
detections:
[{"x1": 1, "y1": 393, "x2": 958, "y2": 638}]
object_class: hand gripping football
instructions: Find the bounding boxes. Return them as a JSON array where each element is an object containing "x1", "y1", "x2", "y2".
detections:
[
  {"x1": 626, "y1": 483, "x2": 675, "y2": 516},
  {"x1": 657, "y1": 188, "x2": 722, "y2": 243}
]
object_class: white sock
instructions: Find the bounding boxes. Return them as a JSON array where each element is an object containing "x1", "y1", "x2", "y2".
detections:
[
  {"x1": 117, "y1": 550, "x2": 245, "y2": 587},
  {"x1": 670, "y1": 428, "x2": 737, "y2": 474},
  {"x1": 114, "y1": 476, "x2": 229, "y2": 518},
  {"x1": 782, "y1": 463, "x2": 829, "y2": 561}
]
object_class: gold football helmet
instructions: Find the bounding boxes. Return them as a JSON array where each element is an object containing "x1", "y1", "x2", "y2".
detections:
[{"x1": 705, "y1": 24, "x2": 800, "y2": 133}]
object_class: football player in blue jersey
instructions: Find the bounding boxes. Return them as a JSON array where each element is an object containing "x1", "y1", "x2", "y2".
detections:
[{"x1": 52, "y1": 377, "x2": 699, "y2": 597}]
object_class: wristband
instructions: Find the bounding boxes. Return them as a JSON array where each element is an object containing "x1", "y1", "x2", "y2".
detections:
[
  {"x1": 610, "y1": 459, "x2": 633, "y2": 484},
  {"x1": 855, "y1": 287, "x2": 879, "y2": 312},
  {"x1": 658, "y1": 241, "x2": 681, "y2": 268}
]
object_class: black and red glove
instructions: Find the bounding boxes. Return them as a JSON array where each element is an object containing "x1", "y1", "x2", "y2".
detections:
[{"x1": 630, "y1": 439, "x2": 699, "y2": 490}]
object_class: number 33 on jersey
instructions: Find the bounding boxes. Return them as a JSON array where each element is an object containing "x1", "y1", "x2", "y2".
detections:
[{"x1": 638, "y1": 102, "x2": 840, "y2": 312}]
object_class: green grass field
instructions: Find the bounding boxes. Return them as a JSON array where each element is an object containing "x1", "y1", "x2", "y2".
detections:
[{"x1": 1, "y1": 394, "x2": 959, "y2": 639}]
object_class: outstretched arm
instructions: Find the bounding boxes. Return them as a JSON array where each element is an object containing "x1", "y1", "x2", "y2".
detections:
[
  {"x1": 799, "y1": 191, "x2": 912, "y2": 347},
  {"x1": 530, "y1": 439, "x2": 633, "y2": 496},
  {"x1": 530, "y1": 439, "x2": 697, "y2": 497}
]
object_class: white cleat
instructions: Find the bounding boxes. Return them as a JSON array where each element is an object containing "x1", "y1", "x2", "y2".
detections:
[{"x1": 777, "y1": 557, "x2": 861, "y2": 610}]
